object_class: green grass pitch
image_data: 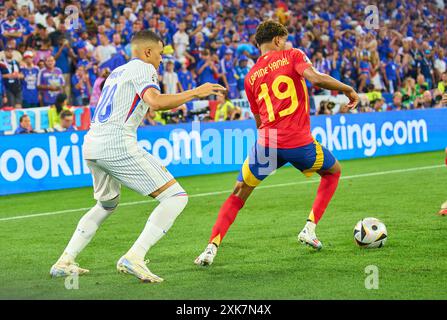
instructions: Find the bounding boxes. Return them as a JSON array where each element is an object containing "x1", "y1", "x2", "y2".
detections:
[{"x1": 0, "y1": 151, "x2": 446, "y2": 300}]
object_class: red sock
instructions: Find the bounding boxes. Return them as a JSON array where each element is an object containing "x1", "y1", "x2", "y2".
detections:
[
  {"x1": 209, "y1": 194, "x2": 245, "y2": 246},
  {"x1": 309, "y1": 172, "x2": 341, "y2": 224}
]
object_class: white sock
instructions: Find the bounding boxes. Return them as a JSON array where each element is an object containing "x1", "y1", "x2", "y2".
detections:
[
  {"x1": 127, "y1": 183, "x2": 188, "y2": 261},
  {"x1": 442, "y1": 200, "x2": 447, "y2": 209},
  {"x1": 305, "y1": 221, "x2": 316, "y2": 233},
  {"x1": 59, "y1": 203, "x2": 114, "y2": 263}
]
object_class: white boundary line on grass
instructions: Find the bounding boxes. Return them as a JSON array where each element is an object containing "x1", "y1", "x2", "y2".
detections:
[{"x1": 0, "y1": 164, "x2": 444, "y2": 222}]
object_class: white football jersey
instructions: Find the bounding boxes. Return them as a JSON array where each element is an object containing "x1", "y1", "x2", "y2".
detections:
[{"x1": 83, "y1": 58, "x2": 160, "y2": 160}]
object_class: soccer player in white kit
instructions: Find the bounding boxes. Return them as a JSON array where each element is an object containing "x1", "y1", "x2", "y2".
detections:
[{"x1": 50, "y1": 31, "x2": 226, "y2": 282}]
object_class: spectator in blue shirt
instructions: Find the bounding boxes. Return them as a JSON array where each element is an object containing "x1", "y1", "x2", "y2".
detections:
[
  {"x1": 178, "y1": 63, "x2": 195, "y2": 91},
  {"x1": 235, "y1": 55, "x2": 250, "y2": 99},
  {"x1": 330, "y1": 50, "x2": 343, "y2": 81},
  {"x1": 190, "y1": 32, "x2": 206, "y2": 67},
  {"x1": 218, "y1": 36, "x2": 233, "y2": 60},
  {"x1": 20, "y1": 51, "x2": 40, "y2": 108},
  {"x1": 53, "y1": 38, "x2": 76, "y2": 98},
  {"x1": 383, "y1": 52, "x2": 399, "y2": 93},
  {"x1": 387, "y1": 92, "x2": 404, "y2": 111},
  {"x1": 196, "y1": 49, "x2": 219, "y2": 85},
  {"x1": 244, "y1": 6, "x2": 260, "y2": 36},
  {"x1": 157, "y1": 20, "x2": 173, "y2": 46},
  {"x1": 15, "y1": 114, "x2": 34, "y2": 134},
  {"x1": 71, "y1": 66, "x2": 91, "y2": 106},
  {"x1": 358, "y1": 51, "x2": 372, "y2": 92},
  {"x1": 220, "y1": 49, "x2": 239, "y2": 99},
  {"x1": 1, "y1": 9, "x2": 25, "y2": 47},
  {"x1": 219, "y1": 17, "x2": 237, "y2": 39}
]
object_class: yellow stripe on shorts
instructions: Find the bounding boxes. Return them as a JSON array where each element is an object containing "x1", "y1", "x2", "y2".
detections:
[
  {"x1": 242, "y1": 158, "x2": 262, "y2": 187},
  {"x1": 302, "y1": 140, "x2": 324, "y2": 177}
]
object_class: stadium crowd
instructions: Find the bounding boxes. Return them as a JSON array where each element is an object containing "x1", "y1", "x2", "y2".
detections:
[{"x1": 1, "y1": 0, "x2": 447, "y2": 133}]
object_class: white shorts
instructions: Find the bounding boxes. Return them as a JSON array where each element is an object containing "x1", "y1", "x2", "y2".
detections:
[{"x1": 86, "y1": 149, "x2": 174, "y2": 201}]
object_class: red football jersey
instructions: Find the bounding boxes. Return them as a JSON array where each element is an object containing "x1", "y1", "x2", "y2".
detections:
[{"x1": 244, "y1": 48, "x2": 313, "y2": 149}]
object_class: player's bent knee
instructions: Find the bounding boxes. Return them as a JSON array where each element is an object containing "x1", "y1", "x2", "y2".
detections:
[{"x1": 98, "y1": 194, "x2": 120, "y2": 212}]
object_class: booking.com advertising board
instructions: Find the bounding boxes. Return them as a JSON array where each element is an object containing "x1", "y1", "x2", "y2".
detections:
[{"x1": 1, "y1": 108, "x2": 446, "y2": 196}]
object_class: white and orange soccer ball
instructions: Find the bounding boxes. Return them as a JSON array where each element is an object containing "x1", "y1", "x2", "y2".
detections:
[{"x1": 353, "y1": 217, "x2": 388, "y2": 248}]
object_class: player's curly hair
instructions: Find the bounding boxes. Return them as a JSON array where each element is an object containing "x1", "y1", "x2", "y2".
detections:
[{"x1": 255, "y1": 20, "x2": 288, "y2": 46}]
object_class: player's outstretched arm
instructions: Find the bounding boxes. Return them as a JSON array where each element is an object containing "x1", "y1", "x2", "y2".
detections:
[
  {"x1": 303, "y1": 66, "x2": 360, "y2": 109},
  {"x1": 143, "y1": 83, "x2": 226, "y2": 111}
]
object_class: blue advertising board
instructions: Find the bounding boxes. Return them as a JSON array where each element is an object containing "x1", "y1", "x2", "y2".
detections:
[{"x1": 1, "y1": 109, "x2": 446, "y2": 196}]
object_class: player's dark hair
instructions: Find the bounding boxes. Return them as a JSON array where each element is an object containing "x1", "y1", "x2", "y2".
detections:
[
  {"x1": 255, "y1": 20, "x2": 288, "y2": 46},
  {"x1": 131, "y1": 30, "x2": 164, "y2": 46}
]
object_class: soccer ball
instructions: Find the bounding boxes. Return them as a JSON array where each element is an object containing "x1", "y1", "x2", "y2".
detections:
[{"x1": 353, "y1": 217, "x2": 387, "y2": 248}]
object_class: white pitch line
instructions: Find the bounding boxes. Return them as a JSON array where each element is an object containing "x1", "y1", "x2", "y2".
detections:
[{"x1": 0, "y1": 164, "x2": 444, "y2": 222}]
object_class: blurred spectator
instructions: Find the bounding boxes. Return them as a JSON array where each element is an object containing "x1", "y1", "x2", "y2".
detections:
[
  {"x1": 33, "y1": 38, "x2": 52, "y2": 66},
  {"x1": 34, "y1": 4, "x2": 49, "y2": 28},
  {"x1": 1, "y1": 9, "x2": 24, "y2": 47},
  {"x1": 162, "y1": 60, "x2": 181, "y2": 94},
  {"x1": 383, "y1": 52, "x2": 399, "y2": 93},
  {"x1": 14, "y1": 114, "x2": 34, "y2": 134},
  {"x1": 173, "y1": 21, "x2": 189, "y2": 63},
  {"x1": 388, "y1": 92, "x2": 404, "y2": 111},
  {"x1": 400, "y1": 77, "x2": 416, "y2": 106},
  {"x1": 433, "y1": 90, "x2": 444, "y2": 108},
  {"x1": 0, "y1": 46, "x2": 23, "y2": 108},
  {"x1": 197, "y1": 49, "x2": 219, "y2": 86},
  {"x1": 330, "y1": 50, "x2": 342, "y2": 81},
  {"x1": 0, "y1": 38, "x2": 23, "y2": 62},
  {"x1": 373, "y1": 98, "x2": 387, "y2": 112},
  {"x1": 358, "y1": 51, "x2": 372, "y2": 93},
  {"x1": 421, "y1": 90, "x2": 434, "y2": 109},
  {"x1": 437, "y1": 72, "x2": 447, "y2": 94},
  {"x1": 26, "y1": 23, "x2": 48, "y2": 52},
  {"x1": 71, "y1": 65, "x2": 91, "y2": 106},
  {"x1": 244, "y1": 6, "x2": 260, "y2": 36},
  {"x1": 53, "y1": 37, "x2": 76, "y2": 98},
  {"x1": 89, "y1": 67, "x2": 110, "y2": 108},
  {"x1": 214, "y1": 92, "x2": 241, "y2": 121},
  {"x1": 157, "y1": 21, "x2": 173, "y2": 46},
  {"x1": 434, "y1": 49, "x2": 446, "y2": 81},
  {"x1": 112, "y1": 33, "x2": 129, "y2": 60},
  {"x1": 48, "y1": 93, "x2": 69, "y2": 129},
  {"x1": 415, "y1": 44, "x2": 435, "y2": 89},
  {"x1": 318, "y1": 101, "x2": 335, "y2": 115},
  {"x1": 142, "y1": 109, "x2": 164, "y2": 126},
  {"x1": 178, "y1": 63, "x2": 195, "y2": 91},
  {"x1": 220, "y1": 49, "x2": 239, "y2": 99},
  {"x1": 37, "y1": 55, "x2": 65, "y2": 106},
  {"x1": 20, "y1": 50, "x2": 39, "y2": 108},
  {"x1": 94, "y1": 34, "x2": 117, "y2": 66},
  {"x1": 37, "y1": 59, "x2": 45, "y2": 70},
  {"x1": 54, "y1": 109, "x2": 77, "y2": 132},
  {"x1": 235, "y1": 55, "x2": 250, "y2": 99},
  {"x1": 364, "y1": 84, "x2": 382, "y2": 105}
]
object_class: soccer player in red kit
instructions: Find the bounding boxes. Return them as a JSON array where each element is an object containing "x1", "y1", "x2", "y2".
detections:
[{"x1": 195, "y1": 21, "x2": 359, "y2": 266}]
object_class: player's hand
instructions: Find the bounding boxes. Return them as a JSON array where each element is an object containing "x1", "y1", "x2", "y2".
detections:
[
  {"x1": 193, "y1": 83, "x2": 226, "y2": 98},
  {"x1": 344, "y1": 87, "x2": 360, "y2": 110}
]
